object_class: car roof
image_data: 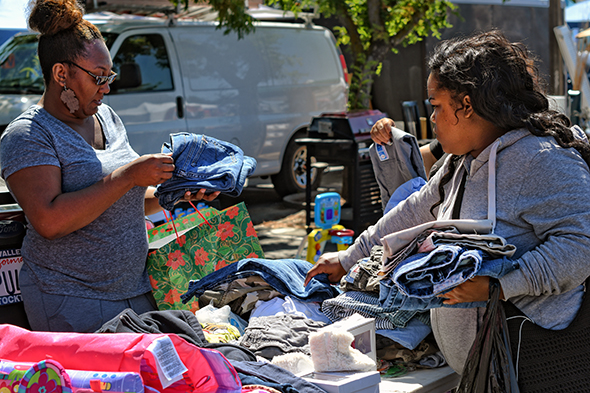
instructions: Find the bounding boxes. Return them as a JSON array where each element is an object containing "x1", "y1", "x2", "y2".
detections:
[
  {"x1": 87, "y1": 13, "x2": 324, "y2": 35},
  {"x1": 5, "y1": 13, "x2": 326, "y2": 41}
]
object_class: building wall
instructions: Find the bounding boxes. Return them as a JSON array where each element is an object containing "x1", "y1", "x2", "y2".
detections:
[{"x1": 372, "y1": 2, "x2": 552, "y2": 121}]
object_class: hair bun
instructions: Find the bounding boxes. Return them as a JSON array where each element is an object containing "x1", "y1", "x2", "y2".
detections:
[{"x1": 28, "y1": 0, "x2": 84, "y2": 36}]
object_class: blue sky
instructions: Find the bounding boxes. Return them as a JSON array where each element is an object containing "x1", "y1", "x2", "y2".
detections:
[{"x1": 0, "y1": 0, "x2": 29, "y2": 29}]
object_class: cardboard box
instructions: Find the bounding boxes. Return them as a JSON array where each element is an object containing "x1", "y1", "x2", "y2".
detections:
[
  {"x1": 301, "y1": 370, "x2": 380, "y2": 393},
  {"x1": 330, "y1": 313, "x2": 377, "y2": 364}
]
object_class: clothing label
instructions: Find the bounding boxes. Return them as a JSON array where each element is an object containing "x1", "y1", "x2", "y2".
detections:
[
  {"x1": 147, "y1": 336, "x2": 188, "y2": 388},
  {"x1": 375, "y1": 144, "x2": 389, "y2": 161},
  {"x1": 0, "y1": 248, "x2": 23, "y2": 305},
  {"x1": 345, "y1": 264, "x2": 360, "y2": 283}
]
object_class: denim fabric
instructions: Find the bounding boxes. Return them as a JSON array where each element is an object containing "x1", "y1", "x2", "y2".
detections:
[
  {"x1": 375, "y1": 317, "x2": 432, "y2": 351},
  {"x1": 321, "y1": 290, "x2": 430, "y2": 329},
  {"x1": 155, "y1": 133, "x2": 257, "y2": 210},
  {"x1": 237, "y1": 372, "x2": 297, "y2": 393},
  {"x1": 181, "y1": 258, "x2": 340, "y2": 305},
  {"x1": 378, "y1": 275, "x2": 447, "y2": 311},
  {"x1": 392, "y1": 244, "x2": 518, "y2": 299},
  {"x1": 380, "y1": 228, "x2": 444, "y2": 277},
  {"x1": 231, "y1": 361, "x2": 326, "y2": 393},
  {"x1": 377, "y1": 245, "x2": 518, "y2": 312},
  {"x1": 384, "y1": 177, "x2": 427, "y2": 214}
]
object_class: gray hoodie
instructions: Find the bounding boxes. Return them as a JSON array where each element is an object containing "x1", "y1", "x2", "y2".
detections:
[{"x1": 338, "y1": 128, "x2": 590, "y2": 371}]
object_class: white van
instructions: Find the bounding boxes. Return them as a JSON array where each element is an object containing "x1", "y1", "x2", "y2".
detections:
[{"x1": 0, "y1": 16, "x2": 348, "y2": 196}]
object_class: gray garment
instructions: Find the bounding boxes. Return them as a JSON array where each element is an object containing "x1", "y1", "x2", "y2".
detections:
[
  {"x1": 369, "y1": 127, "x2": 427, "y2": 210},
  {"x1": 417, "y1": 230, "x2": 517, "y2": 257},
  {"x1": 339, "y1": 129, "x2": 590, "y2": 372},
  {"x1": 0, "y1": 104, "x2": 151, "y2": 300},
  {"x1": 239, "y1": 314, "x2": 327, "y2": 360}
]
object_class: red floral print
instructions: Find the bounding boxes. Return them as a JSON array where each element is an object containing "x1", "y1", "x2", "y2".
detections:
[
  {"x1": 226, "y1": 206, "x2": 239, "y2": 219},
  {"x1": 194, "y1": 248, "x2": 210, "y2": 266},
  {"x1": 217, "y1": 222, "x2": 235, "y2": 241},
  {"x1": 166, "y1": 250, "x2": 186, "y2": 270}
]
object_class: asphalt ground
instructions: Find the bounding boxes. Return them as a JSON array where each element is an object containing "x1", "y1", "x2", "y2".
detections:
[{"x1": 217, "y1": 168, "x2": 345, "y2": 260}]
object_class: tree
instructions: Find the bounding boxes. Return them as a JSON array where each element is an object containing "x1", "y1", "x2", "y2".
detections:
[{"x1": 172, "y1": 0, "x2": 456, "y2": 110}]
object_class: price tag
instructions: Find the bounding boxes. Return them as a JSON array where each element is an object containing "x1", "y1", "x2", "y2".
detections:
[{"x1": 375, "y1": 144, "x2": 389, "y2": 161}]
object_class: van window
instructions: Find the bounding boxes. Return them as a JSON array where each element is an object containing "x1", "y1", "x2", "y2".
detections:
[
  {"x1": 0, "y1": 35, "x2": 43, "y2": 94},
  {"x1": 111, "y1": 34, "x2": 173, "y2": 94},
  {"x1": 176, "y1": 29, "x2": 272, "y2": 91},
  {"x1": 0, "y1": 33, "x2": 117, "y2": 96},
  {"x1": 261, "y1": 28, "x2": 341, "y2": 86}
]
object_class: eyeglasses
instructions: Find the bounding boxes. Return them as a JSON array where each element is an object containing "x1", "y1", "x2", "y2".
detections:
[{"x1": 65, "y1": 61, "x2": 117, "y2": 86}]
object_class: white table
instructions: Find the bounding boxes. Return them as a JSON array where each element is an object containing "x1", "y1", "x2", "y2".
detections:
[{"x1": 379, "y1": 366, "x2": 459, "y2": 393}]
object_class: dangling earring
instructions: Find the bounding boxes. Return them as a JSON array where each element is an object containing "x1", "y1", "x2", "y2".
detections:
[{"x1": 60, "y1": 82, "x2": 79, "y2": 114}]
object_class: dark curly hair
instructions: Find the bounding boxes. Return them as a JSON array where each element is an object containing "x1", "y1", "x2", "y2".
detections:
[
  {"x1": 428, "y1": 30, "x2": 590, "y2": 216},
  {"x1": 28, "y1": 0, "x2": 103, "y2": 85}
]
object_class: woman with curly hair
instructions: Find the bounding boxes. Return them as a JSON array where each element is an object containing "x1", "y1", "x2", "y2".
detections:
[{"x1": 306, "y1": 30, "x2": 590, "y2": 377}]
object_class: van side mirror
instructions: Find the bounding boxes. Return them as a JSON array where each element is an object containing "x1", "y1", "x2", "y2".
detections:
[{"x1": 110, "y1": 63, "x2": 142, "y2": 92}]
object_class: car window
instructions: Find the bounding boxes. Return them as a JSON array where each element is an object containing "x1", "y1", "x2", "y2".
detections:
[
  {"x1": 111, "y1": 33, "x2": 173, "y2": 94},
  {"x1": 0, "y1": 34, "x2": 44, "y2": 95}
]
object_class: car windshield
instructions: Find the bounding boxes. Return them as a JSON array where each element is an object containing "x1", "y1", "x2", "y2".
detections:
[{"x1": 0, "y1": 32, "x2": 118, "y2": 95}]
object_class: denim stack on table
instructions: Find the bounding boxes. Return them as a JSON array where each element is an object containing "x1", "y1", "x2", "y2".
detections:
[
  {"x1": 155, "y1": 132, "x2": 257, "y2": 210},
  {"x1": 181, "y1": 258, "x2": 341, "y2": 308}
]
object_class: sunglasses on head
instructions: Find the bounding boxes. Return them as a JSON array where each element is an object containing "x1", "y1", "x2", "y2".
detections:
[{"x1": 65, "y1": 61, "x2": 117, "y2": 86}]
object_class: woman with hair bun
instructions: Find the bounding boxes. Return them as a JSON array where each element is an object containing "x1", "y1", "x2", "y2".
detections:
[
  {"x1": 305, "y1": 30, "x2": 590, "y2": 379},
  {"x1": 0, "y1": 0, "x2": 218, "y2": 332}
]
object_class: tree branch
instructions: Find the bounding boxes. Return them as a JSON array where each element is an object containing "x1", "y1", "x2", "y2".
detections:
[
  {"x1": 334, "y1": 3, "x2": 365, "y2": 57},
  {"x1": 389, "y1": 0, "x2": 433, "y2": 47}
]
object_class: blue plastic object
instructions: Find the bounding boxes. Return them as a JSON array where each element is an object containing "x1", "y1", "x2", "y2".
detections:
[{"x1": 314, "y1": 192, "x2": 341, "y2": 229}]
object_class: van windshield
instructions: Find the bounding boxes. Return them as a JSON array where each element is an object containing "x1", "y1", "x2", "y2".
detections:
[{"x1": 0, "y1": 32, "x2": 118, "y2": 95}]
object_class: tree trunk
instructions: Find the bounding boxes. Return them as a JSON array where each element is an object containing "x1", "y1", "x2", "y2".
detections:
[
  {"x1": 348, "y1": 43, "x2": 393, "y2": 111},
  {"x1": 348, "y1": 60, "x2": 378, "y2": 110}
]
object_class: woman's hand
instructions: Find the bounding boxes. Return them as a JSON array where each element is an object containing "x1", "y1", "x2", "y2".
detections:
[
  {"x1": 370, "y1": 118, "x2": 396, "y2": 145},
  {"x1": 115, "y1": 153, "x2": 176, "y2": 188},
  {"x1": 176, "y1": 189, "x2": 220, "y2": 204},
  {"x1": 438, "y1": 276, "x2": 504, "y2": 305},
  {"x1": 304, "y1": 251, "x2": 347, "y2": 286}
]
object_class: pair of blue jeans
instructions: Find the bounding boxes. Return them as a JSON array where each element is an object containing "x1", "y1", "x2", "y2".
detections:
[
  {"x1": 231, "y1": 361, "x2": 325, "y2": 393},
  {"x1": 155, "y1": 133, "x2": 257, "y2": 210},
  {"x1": 392, "y1": 244, "x2": 518, "y2": 298},
  {"x1": 181, "y1": 258, "x2": 341, "y2": 305},
  {"x1": 378, "y1": 244, "x2": 518, "y2": 311}
]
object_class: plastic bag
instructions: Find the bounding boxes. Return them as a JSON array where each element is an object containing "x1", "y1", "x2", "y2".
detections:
[
  {"x1": 456, "y1": 279, "x2": 520, "y2": 393},
  {"x1": 195, "y1": 304, "x2": 248, "y2": 335},
  {"x1": 195, "y1": 304, "x2": 232, "y2": 324}
]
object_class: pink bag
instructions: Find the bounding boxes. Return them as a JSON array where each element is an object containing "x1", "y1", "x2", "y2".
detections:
[{"x1": 0, "y1": 324, "x2": 241, "y2": 393}]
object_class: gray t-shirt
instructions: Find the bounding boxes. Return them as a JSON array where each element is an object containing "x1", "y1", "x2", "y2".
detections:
[{"x1": 0, "y1": 104, "x2": 152, "y2": 300}]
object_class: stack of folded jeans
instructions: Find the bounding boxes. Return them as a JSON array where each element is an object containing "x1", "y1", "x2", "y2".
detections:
[{"x1": 155, "y1": 133, "x2": 257, "y2": 210}]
